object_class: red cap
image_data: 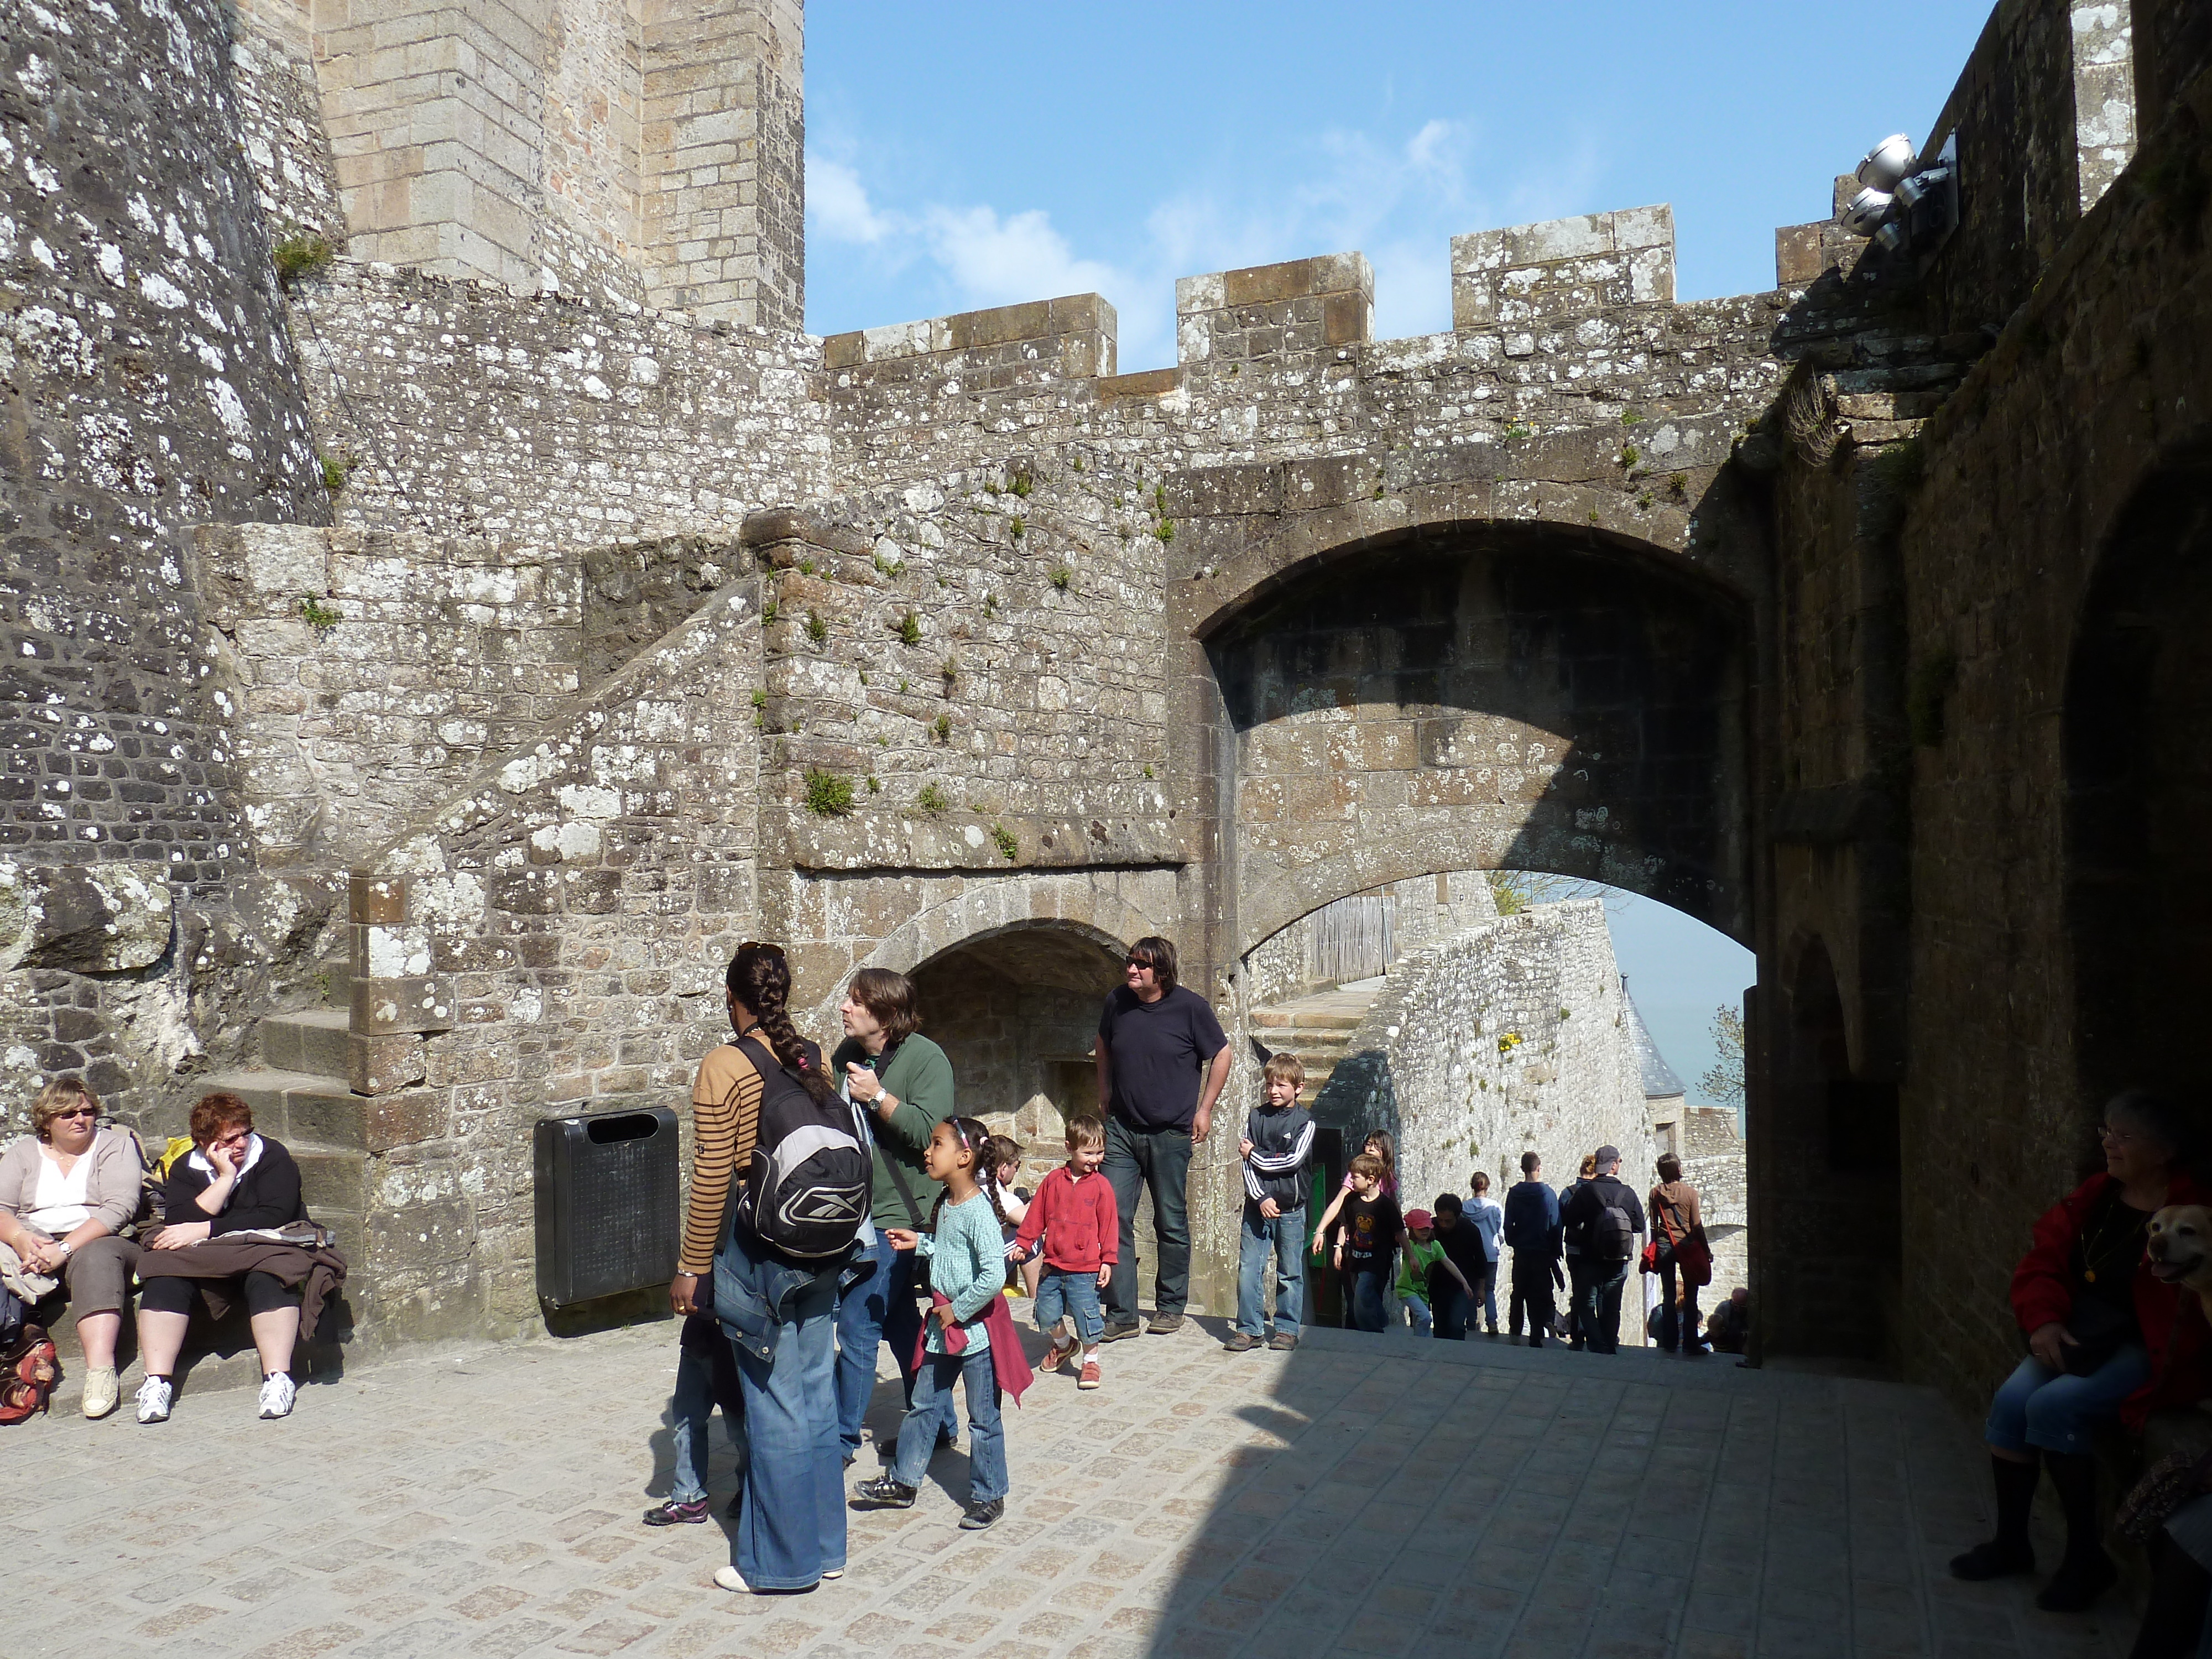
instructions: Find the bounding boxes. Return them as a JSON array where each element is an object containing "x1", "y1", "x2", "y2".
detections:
[{"x1": 1405, "y1": 1208, "x2": 1433, "y2": 1231}]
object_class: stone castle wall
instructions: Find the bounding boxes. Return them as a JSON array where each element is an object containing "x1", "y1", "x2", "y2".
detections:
[
  {"x1": 1315, "y1": 901, "x2": 1647, "y2": 1213},
  {"x1": 10, "y1": 0, "x2": 2211, "y2": 1383}
]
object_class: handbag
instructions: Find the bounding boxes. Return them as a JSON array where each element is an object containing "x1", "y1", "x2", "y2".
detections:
[
  {"x1": 2120, "y1": 1449, "x2": 2212, "y2": 1543},
  {"x1": 1639, "y1": 1238, "x2": 1661, "y2": 1275}
]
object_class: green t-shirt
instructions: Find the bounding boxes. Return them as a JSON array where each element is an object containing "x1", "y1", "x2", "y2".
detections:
[
  {"x1": 831, "y1": 1031, "x2": 956, "y2": 1231},
  {"x1": 1397, "y1": 1237, "x2": 1445, "y2": 1301}
]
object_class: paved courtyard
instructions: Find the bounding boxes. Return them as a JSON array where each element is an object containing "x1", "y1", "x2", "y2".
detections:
[{"x1": 14, "y1": 1314, "x2": 2133, "y2": 1659}]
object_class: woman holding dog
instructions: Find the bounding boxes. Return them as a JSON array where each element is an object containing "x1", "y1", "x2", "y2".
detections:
[{"x1": 1950, "y1": 1091, "x2": 2209, "y2": 1613}]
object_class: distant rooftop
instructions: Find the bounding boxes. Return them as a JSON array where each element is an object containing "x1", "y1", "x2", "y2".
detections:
[{"x1": 1622, "y1": 980, "x2": 1687, "y2": 1099}]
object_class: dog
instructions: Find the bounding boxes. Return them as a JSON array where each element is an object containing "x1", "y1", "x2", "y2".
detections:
[{"x1": 2146, "y1": 1206, "x2": 2212, "y2": 1324}]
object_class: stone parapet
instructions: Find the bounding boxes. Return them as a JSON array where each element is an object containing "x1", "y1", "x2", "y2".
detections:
[
  {"x1": 1175, "y1": 253, "x2": 1374, "y2": 366},
  {"x1": 822, "y1": 293, "x2": 1118, "y2": 378},
  {"x1": 1451, "y1": 205, "x2": 1674, "y2": 330}
]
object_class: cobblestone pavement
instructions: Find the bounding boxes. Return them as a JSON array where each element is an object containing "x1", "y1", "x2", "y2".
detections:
[{"x1": 12, "y1": 1314, "x2": 2133, "y2": 1659}]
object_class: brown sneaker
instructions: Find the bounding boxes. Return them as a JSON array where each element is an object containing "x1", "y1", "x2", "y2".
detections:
[
  {"x1": 1040, "y1": 1335, "x2": 1078, "y2": 1373},
  {"x1": 1077, "y1": 1358, "x2": 1102, "y2": 1390},
  {"x1": 1223, "y1": 1331, "x2": 1261, "y2": 1352},
  {"x1": 1267, "y1": 1332, "x2": 1298, "y2": 1352},
  {"x1": 1146, "y1": 1312, "x2": 1185, "y2": 1335}
]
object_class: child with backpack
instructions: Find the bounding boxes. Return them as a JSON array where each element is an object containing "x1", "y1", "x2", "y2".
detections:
[
  {"x1": 855, "y1": 1116, "x2": 1033, "y2": 1530},
  {"x1": 1013, "y1": 1114, "x2": 1118, "y2": 1387}
]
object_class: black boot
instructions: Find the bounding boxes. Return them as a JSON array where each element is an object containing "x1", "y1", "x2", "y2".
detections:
[
  {"x1": 2037, "y1": 1451, "x2": 2119, "y2": 1611},
  {"x1": 1950, "y1": 1452, "x2": 2039, "y2": 1579},
  {"x1": 2131, "y1": 1533, "x2": 2212, "y2": 1659}
]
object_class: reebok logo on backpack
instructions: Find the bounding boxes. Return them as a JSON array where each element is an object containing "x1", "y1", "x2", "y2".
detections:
[{"x1": 731, "y1": 1035, "x2": 872, "y2": 1260}]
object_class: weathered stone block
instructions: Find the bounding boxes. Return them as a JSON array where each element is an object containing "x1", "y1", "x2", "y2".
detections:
[
  {"x1": 353, "y1": 974, "x2": 457, "y2": 1034},
  {"x1": 351, "y1": 1031, "x2": 428, "y2": 1095}
]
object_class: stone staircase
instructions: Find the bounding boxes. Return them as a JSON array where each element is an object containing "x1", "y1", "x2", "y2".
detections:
[{"x1": 1248, "y1": 977, "x2": 1385, "y2": 1098}]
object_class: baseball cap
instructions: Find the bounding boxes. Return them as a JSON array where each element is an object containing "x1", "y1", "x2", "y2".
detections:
[
  {"x1": 1405, "y1": 1208, "x2": 1433, "y2": 1230},
  {"x1": 1595, "y1": 1145, "x2": 1621, "y2": 1166}
]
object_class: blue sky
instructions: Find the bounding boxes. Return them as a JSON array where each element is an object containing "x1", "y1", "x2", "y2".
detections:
[
  {"x1": 805, "y1": 1, "x2": 1996, "y2": 369},
  {"x1": 1603, "y1": 893, "x2": 1752, "y2": 1120}
]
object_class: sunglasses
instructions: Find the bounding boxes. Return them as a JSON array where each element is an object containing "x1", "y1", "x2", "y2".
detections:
[
  {"x1": 1124, "y1": 955, "x2": 1156, "y2": 969},
  {"x1": 52, "y1": 1107, "x2": 100, "y2": 1121}
]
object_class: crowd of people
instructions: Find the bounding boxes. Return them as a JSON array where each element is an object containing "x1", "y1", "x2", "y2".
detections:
[
  {"x1": 646, "y1": 931, "x2": 1760, "y2": 1597},
  {"x1": 19, "y1": 931, "x2": 2209, "y2": 1648}
]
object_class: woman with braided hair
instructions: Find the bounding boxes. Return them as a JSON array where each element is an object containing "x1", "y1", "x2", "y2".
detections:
[{"x1": 670, "y1": 942, "x2": 848, "y2": 1596}]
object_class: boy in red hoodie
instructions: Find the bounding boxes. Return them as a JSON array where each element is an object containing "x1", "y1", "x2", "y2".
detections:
[{"x1": 1013, "y1": 1113, "x2": 1119, "y2": 1390}]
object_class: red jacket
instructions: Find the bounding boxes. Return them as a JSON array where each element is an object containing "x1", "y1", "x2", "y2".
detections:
[
  {"x1": 1013, "y1": 1165, "x2": 1119, "y2": 1273},
  {"x1": 2010, "y1": 1171, "x2": 2212, "y2": 1429}
]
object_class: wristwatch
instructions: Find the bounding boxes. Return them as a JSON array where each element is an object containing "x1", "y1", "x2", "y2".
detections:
[{"x1": 56, "y1": 1240, "x2": 72, "y2": 1258}]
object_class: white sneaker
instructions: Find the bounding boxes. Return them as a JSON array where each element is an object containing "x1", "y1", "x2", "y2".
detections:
[
  {"x1": 81, "y1": 1365, "x2": 119, "y2": 1420},
  {"x1": 134, "y1": 1375, "x2": 173, "y2": 1424},
  {"x1": 712, "y1": 1566, "x2": 756, "y2": 1594},
  {"x1": 256, "y1": 1373, "x2": 296, "y2": 1420}
]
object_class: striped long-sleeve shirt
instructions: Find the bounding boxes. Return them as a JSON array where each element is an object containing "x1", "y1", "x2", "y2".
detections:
[
  {"x1": 678, "y1": 1041, "x2": 765, "y2": 1275},
  {"x1": 1242, "y1": 1102, "x2": 1316, "y2": 1208}
]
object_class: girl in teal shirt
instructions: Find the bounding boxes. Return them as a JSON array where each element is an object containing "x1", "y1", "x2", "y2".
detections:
[{"x1": 855, "y1": 1117, "x2": 1012, "y2": 1528}]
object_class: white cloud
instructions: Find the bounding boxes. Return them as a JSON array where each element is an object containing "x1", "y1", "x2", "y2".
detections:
[
  {"x1": 917, "y1": 204, "x2": 1123, "y2": 307},
  {"x1": 810, "y1": 157, "x2": 891, "y2": 244}
]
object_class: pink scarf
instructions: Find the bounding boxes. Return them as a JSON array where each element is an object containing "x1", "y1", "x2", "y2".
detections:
[{"x1": 911, "y1": 1292, "x2": 1034, "y2": 1406}]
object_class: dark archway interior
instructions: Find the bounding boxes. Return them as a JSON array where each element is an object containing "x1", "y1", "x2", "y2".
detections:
[
  {"x1": 1206, "y1": 529, "x2": 1751, "y2": 939},
  {"x1": 908, "y1": 924, "x2": 1125, "y2": 1184},
  {"x1": 2067, "y1": 450, "x2": 2212, "y2": 1132},
  {"x1": 1762, "y1": 938, "x2": 1901, "y2": 1361}
]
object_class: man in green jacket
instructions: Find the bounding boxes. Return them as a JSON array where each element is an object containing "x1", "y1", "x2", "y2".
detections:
[{"x1": 830, "y1": 967, "x2": 957, "y2": 1462}]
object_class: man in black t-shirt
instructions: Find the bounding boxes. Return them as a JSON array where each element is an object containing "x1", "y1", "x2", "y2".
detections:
[
  {"x1": 1430, "y1": 1193, "x2": 1493, "y2": 1340},
  {"x1": 1095, "y1": 936, "x2": 1230, "y2": 1338}
]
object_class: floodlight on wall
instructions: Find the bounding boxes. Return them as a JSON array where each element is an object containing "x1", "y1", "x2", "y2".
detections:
[
  {"x1": 1872, "y1": 222, "x2": 1909, "y2": 254},
  {"x1": 1855, "y1": 134, "x2": 1918, "y2": 191},
  {"x1": 1843, "y1": 187, "x2": 1894, "y2": 236}
]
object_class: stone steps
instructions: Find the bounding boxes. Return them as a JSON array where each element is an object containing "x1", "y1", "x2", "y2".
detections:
[{"x1": 1250, "y1": 979, "x2": 1385, "y2": 1097}]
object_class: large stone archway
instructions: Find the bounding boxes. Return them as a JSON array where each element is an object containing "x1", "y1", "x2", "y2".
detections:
[
  {"x1": 2065, "y1": 438, "x2": 2212, "y2": 1114},
  {"x1": 1198, "y1": 523, "x2": 1754, "y2": 955}
]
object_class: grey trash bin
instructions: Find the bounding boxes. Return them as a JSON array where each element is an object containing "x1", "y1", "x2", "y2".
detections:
[{"x1": 533, "y1": 1107, "x2": 681, "y2": 1307}]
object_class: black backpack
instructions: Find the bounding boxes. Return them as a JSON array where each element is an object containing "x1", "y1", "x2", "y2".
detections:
[
  {"x1": 1588, "y1": 1180, "x2": 1635, "y2": 1263},
  {"x1": 729, "y1": 1034, "x2": 872, "y2": 1260}
]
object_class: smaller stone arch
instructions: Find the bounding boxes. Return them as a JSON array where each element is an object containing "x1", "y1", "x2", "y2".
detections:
[{"x1": 831, "y1": 868, "x2": 1172, "y2": 1009}]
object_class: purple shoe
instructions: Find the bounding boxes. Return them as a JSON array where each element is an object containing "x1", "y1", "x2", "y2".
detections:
[{"x1": 642, "y1": 1496, "x2": 712, "y2": 1526}]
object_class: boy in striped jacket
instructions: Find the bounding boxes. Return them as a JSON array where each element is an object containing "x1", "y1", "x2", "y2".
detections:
[{"x1": 1227, "y1": 1053, "x2": 1317, "y2": 1352}]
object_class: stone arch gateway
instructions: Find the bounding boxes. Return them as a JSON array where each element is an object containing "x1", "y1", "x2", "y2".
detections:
[{"x1": 1200, "y1": 523, "x2": 1753, "y2": 956}]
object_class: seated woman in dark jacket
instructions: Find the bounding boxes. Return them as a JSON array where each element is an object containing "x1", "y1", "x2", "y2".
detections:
[
  {"x1": 133, "y1": 1091, "x2": 311, "y2": 1426},
  {"x1": 1950, "y1": 1091, "x2": 2209, "y2": 1614}
]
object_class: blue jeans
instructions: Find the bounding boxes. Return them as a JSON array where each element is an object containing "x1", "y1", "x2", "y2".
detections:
[
  {"x1": 1104, "y1": 1116, "x2": 1192, "y2": 1323},
  {"x1": 1402, "y1": 1291, "x2": 1432, "y2": 1333},
  {"x1": 895, "y1": 1348, "x2": 1008, "y2": 1504},
  {"x1": 1434, "y1": 1277, "x2": 1469, "y2": 1339},
  {"x1": 1575, "y1": 1259, "x2": 1631, "y2": 1353},
  {"x1": 1348, "y1": 1269, "x2": 1389, "y2": 1332},
  {"x1": 833, "y1": 1231, "x2": 939, "y2": 1455},
  {"x1": 1236, "y1": 1202, "x2": 1306, "y2": 1338},
  {"x1": 1477, "y1": 1261, "x2": 1499, "y2": 1331},
  {"x1": 1985, "y1": 1344, "x2": 2152, "y2": 1455},
  {"x1": 1036, "y1": 1267, "x2": 1105, "y2": 1344},
  {"x1": 670, "y1": 1347, "x2": 742, "y2": 1503},
  {"x1": 721, "y1": 1232, "x2": 845, "y2": 1590}
]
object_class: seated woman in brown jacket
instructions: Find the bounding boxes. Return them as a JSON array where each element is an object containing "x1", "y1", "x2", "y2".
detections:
[
  {"x1": 134, "y1": 1091, "x2": 311, "y2": 1426},
  {"x1": 0, "y1": 1077, "x2": 145, "y2": 1418}
]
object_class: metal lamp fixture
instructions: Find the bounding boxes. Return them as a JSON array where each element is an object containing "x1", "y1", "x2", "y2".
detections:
[
  {"x1": 1843, "y1": 187, "x2": 1893, "y2": 236},
  {"x1": 1855, "y1": 133, "x2": 1918, "y2": 191}
]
